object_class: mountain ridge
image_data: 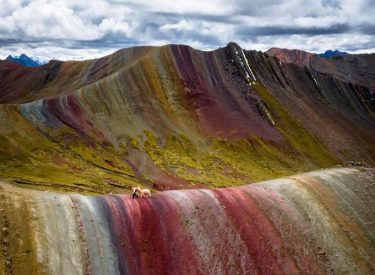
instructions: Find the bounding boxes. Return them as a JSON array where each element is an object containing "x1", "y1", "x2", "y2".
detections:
[
  {"x1": 1, "y1": 167, "x2": 374, "y2": 274},
  {"x1": 266, "y1": 47, "x2": 375, "y2": 89},
  {"x1": 0, "y1": 42, "x2": 374, "y2": 194}
]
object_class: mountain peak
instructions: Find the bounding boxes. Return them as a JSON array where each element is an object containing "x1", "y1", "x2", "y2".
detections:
[
  {"x1": 266, "y1": 47, "x2": 313, "y2": 66},
  {"x1": 6, "y1": 53, "x2": 45, "y2": 67},
  {"x1": 319, "y1": 50, "x2": 348, "y2": 58}
]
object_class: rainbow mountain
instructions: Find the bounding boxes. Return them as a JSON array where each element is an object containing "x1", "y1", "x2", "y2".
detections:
[
  {"x1": 1, "y1": 167, "x2": 374, "y2": 274},
  {"x1": 1, "y1": 43, "x2": 374, "y2": 193},
  {"x1": 0, "y1": 43, "x2": 374, "y2": 274}
]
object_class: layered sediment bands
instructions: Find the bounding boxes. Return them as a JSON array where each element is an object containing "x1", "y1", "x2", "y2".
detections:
[
  {"x1": 244, "y1": 49, "x2": 375, "y2": 164},
  {"x1": 0, "y1": 47, "x2": 155, "y2": 104},
  {"x1": 0, "y1": 44, "x2": 374, "y2": 192},
  {"x1": 266, "y1": 47, "x2": 375, "y2": 89},
  {"x1": 1, "y1": 168, "x2": 374, "y2": 274}
]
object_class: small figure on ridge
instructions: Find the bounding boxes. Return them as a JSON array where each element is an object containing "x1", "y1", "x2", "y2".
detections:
[{"x1": 132, "y1": 186, "x2": 152, "y2": 199}]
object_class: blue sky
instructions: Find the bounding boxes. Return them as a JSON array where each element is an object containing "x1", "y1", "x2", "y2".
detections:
[{"x1": 0, "y1": 0, "x2": 374, "y2": 60}]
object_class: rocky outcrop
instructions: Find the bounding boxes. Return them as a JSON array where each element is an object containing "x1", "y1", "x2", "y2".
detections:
[
  {"x1": 226, "y1": 42, "x2": 275, "y2": 126},
  {"x1": 226, "y1": 42, "x2": 257, "y2": 83}
]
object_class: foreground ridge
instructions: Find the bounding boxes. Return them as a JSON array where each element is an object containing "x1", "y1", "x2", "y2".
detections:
[{"x1": 1, "y1": 167, "x2": 374, "y2": 274}]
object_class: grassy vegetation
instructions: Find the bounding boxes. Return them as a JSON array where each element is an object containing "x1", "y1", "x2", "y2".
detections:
[
  {"x1": 0, "y1": 82, "x2": 338, "y2": 194},
  {"x1": 0, "y1": 107, "x2": 139, "y2": 194},
  {"x1": 139, "y1": 83, "x2": 338, "y2": 188}
]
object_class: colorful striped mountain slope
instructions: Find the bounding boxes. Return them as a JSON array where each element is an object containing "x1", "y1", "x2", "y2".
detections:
[
  {"x1": 0, "y1": 167, "x2": 374, "y2": 274},
  {"x1": 0, "y1": 43, "x2": 374, "y2": 193}
]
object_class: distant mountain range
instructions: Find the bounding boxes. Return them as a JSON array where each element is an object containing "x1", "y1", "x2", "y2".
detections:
[
  {"x1": 318, "y1": 50, "x2": 348, "y2": 58},
  {"x1": 5, "y1": 53, "x2": 45, "y2": 67},
  {"x1": 1, "y1": 50, "x2": 351, "y2": 68}
]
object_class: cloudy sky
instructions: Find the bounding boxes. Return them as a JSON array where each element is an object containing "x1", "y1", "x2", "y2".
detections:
[{"x1": 0, "y1": 0, "x2": 374, "y2": 61}]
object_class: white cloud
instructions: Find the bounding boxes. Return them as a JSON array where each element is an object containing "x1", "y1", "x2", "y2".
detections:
[
  {"x1": 125, "y1": 0, "x2": 232, "y2": 15},
  {"x1": 160, "y1": 20, "x2": 196, "y2": 32},
  {"x1": 241, "y1": 33, "x2": 375, "y2": 54},
  {"x1": 0, "y1": 42, "x2": 117, "y2": 61},
  {"x1": 0, "y1": 0, "x2": 374, "y2": 60}
]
